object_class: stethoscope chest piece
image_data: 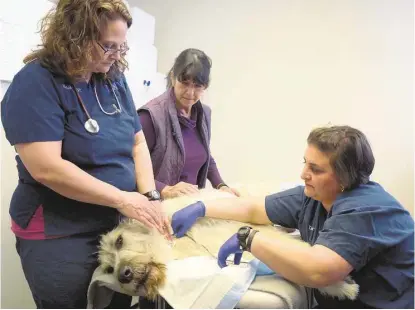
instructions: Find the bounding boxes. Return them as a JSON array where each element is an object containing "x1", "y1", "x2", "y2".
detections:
[
  {"x1": 84, "y1": 118, "x2": 100, "y2": 134},
  {"x1": 73, "y1": 77, "x2": 121, "y2": 134}
]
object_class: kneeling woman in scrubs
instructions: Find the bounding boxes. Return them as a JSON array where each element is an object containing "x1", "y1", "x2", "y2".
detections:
[{"x1": 1, "y1": 0, "x2": 170, "y2": 308}]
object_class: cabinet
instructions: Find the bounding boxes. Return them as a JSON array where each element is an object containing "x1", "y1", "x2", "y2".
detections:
[{"x1": 125, "y1": 6, "x2": 166, "y2": 109}]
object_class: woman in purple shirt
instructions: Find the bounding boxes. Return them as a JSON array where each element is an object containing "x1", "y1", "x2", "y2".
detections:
[{"x1": 138, "y1": 48, "x2": 238, "y2": 199}]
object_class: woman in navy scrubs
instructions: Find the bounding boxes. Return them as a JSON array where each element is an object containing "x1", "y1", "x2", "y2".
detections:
[
  {"x1": 171, "y1": 125, "x2": 414, "y2": 308},
  {"x1": 1, "y1": 0, "x2": 170, "y2": 308}
]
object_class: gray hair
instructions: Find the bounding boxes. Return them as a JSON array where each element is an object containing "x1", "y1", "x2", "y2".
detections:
[{"x1": 166, "y1": 48, "x2": 211, "y2": 89}]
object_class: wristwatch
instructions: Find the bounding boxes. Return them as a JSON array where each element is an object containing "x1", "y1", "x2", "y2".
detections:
[
  {"x1": 237, "y1": 226, "x2": 252, "y2": 251},
  {"x1": 143, "y1": 190, "x2": 161, "y2": 201},
  {"x1": 237, "y1": 226, "x2": 258, "y2": 252}
]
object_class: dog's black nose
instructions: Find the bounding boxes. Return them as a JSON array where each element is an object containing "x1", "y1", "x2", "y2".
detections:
[{"x1": 118, "y1": 266, "x2": 133, "y2": 284}]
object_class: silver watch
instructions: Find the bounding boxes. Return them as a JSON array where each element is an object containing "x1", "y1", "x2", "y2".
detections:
[{"x1": 143, "y1": 190, "x2": 161, "y2": 201}]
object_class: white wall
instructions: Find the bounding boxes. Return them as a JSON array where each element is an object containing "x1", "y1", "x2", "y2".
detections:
[
  {"x1": 131, "y1": 0, "x2": 414, "y2": 214},
  {"x1": 0, "y1": 0, "x2": 413, "y2": 308},
  {"x1": 1, "y1": 82, "x2": 36, "y2": 308},
  {"x1": 1, "y1": 0, "x2": 54, "y2": 308}
]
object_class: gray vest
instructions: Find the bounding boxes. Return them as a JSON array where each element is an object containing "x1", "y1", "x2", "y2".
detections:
[{"x1": 138, "y1": 89, "x2": 212, "y2": 188}]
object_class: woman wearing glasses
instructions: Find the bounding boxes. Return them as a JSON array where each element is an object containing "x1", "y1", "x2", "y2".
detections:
[
  {"x1": 1, "y1": 0, "x2": 170, "y2": 308},
  {"x1": 138, "y1": 48, "x2": 239, "y2": 199}
]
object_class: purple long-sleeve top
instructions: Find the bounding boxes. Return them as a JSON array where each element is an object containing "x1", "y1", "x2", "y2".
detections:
[{"x1": 139, "y1": 110, "x2": 225, "y2": 192}]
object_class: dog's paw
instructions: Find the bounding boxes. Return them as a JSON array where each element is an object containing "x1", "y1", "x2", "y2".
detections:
[{"x1": 317, "y1": 276, "x2": 359, "y2": 300}]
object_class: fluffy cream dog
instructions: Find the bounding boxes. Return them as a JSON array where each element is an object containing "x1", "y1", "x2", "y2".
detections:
[{"x1": 98, "y1": 188, "x2": 359, "y2": 302}]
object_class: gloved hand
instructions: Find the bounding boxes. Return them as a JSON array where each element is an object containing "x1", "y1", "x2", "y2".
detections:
[
  {"x1": 171, "y1": 201, "x2": 206, "y2": 237},
  {"x1": 218, "y1": 233, "x2": 243, "y2": 268}
]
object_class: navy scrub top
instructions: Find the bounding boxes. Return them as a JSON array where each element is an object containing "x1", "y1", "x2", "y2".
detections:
[
  {"x1": 265, "y1": 182, "x2": 414, "y2": 308},
  {"x1": 1, "y1": 61, "x2": 142, "y2": 236}
]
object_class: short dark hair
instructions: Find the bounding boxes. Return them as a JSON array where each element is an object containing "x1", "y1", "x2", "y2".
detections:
[
  {"x1": 307, "y1": 125, "x2": 375, "y2": 190},
  {"x1": 166, "y1": 48, "x2": 212, "y2": 89}
]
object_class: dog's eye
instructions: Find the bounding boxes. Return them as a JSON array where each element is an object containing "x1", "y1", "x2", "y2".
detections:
[
  {"x1": 105, "y1": 266, "x2": 114, "y2": 274},
  {"x1": 115, "y1": 234, "x2": 123, "y2": 250}
]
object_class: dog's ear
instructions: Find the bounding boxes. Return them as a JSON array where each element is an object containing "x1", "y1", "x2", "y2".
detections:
[{"x1": 145, "y1": 262, "x2": 168, "y2": 300}]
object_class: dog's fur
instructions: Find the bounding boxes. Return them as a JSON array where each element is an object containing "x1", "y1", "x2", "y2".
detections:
[{"x1": 98, "y1": 188, "x2": 359, "y2": 302}]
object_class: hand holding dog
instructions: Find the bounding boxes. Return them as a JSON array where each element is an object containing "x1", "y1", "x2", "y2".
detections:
[
  {"x1": 171, "y1": 201, "x2": 206, "y2": 237},
  {"x1": 147, "y1": 199, "x2": 174, "y2": 241},
  {"x1": 161, "y1": 211, "x2": 173, "y2": 241},
  {"x1": 116, "y1": 191, "x2": 165, "y2": 234},
  {"x1": 161, "y1": 182, "x2": 199, "y2": 199},
  {"x1": 219, "y1": 186, "x2": 241, "y2": 197},
  {"x1": 218, "y1": 233, "x2": 243, "y2": 268}
]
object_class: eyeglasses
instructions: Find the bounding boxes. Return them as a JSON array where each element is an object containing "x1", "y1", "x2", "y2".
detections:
[
  {"x1": 179, "y1": 81, "x2": 206, "y2": 94},
  {"x1": 97, "y1": 42, "x2": 129, "y2": 55}
]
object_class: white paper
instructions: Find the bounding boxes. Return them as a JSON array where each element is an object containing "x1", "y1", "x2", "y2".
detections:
[{"x1": 159, "y1": 256, "x2": 257, "y2": 309}]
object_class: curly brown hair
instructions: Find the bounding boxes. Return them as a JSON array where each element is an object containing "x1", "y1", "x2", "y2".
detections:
[{"x1": 24, "y1": 0, "x2": 132, "y2": 82}]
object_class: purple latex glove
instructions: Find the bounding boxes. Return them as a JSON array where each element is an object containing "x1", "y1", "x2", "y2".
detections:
[
  {"x1": 218, "y1": 233, "x2": 243, "y2": 268},
  {"x1": 171, "y1": 201, "x2": 206, "y2": 237}
]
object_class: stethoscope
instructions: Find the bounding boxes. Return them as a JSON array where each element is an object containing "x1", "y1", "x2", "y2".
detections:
[{"x1": 72, "y1": 79, "x2": 122, "y2": 134}]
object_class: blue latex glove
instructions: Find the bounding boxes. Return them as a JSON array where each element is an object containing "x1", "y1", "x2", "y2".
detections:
[
  {"x1": 171, "y1": 201, "x2": 206, "y2": 237},
  {"x1": 218, "y1": 233, "x2": 243, "y2": 268}
]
